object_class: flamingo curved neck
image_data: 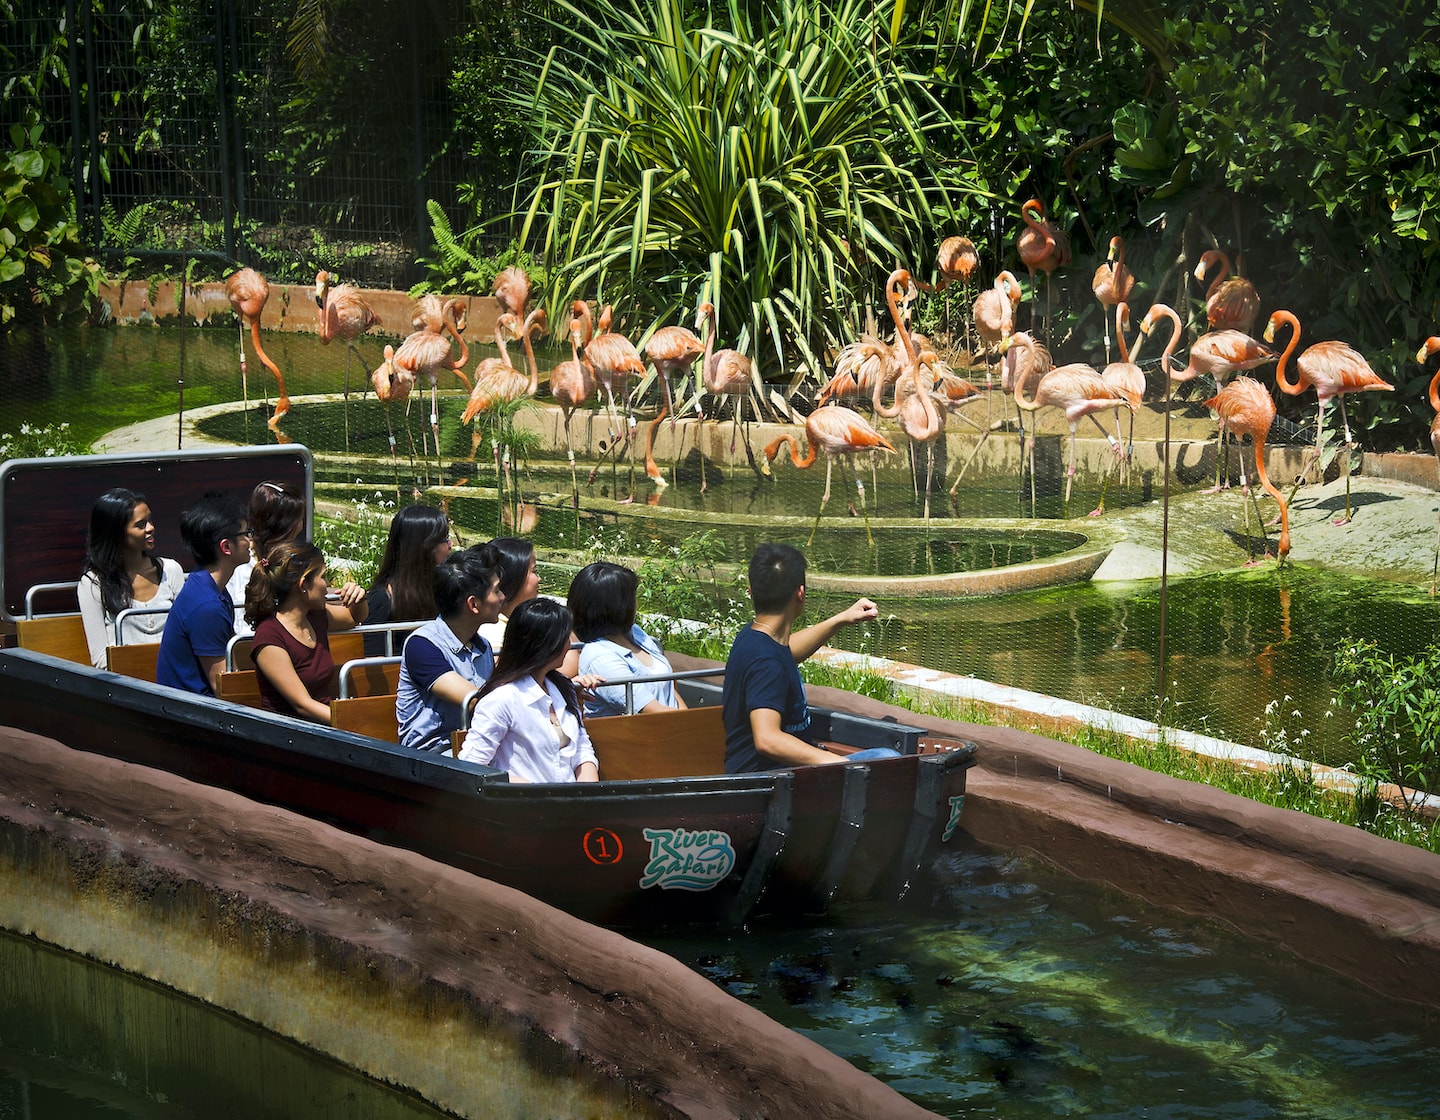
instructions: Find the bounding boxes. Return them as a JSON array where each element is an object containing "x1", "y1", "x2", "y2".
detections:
[
  {"x1": 1429, "y1": 369, "x2": 1440, "y2": 415},
  {"x1": 1270, "y1": 312, "x2": 1302, "y2": 394},
  {"x1": 443, "y1": 306, "x2": 469, "y2": 370}
]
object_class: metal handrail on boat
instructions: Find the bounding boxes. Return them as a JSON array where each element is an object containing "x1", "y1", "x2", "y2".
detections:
[
  {"x1": 25, "y1": 581, "x2": 79, "y2": 619},
  {"x1": 113, "y1": 605, "x2": 171, "y2": 644},
  {"x1": 226, "y1": 619, "x2": 425, "y2": 669},
  {"x1": 337, "y1": 656, "x2": 401, "y2": 699},
  {"x1": 593, "y1": 666, "x2": 726, "y2": 715}
]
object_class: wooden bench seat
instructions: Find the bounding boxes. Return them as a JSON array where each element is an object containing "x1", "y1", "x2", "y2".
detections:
[
  {"x1": 587, "y1": 705, "x2": 727, "y2": 780},
  {"x1": 330, "y1": 694, "x2": 399, "y2": 742},
  {"x1": 106, "y1": 643, "x2": 161, "y2": 681},
  {"x1": 215, "y1": 669, "x2": 263, "y2": 708},
  {"x1": 337, "y1": 657, "x2": 401, "y2": 699},
  {"x1": 15, "y1": 614, "x2": 89, "y2": 666}
]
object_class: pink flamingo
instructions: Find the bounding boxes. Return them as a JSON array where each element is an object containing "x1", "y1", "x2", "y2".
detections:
[
  {"x1": 694, "y1": 299, "x2": 759, "y2": 491},
  {"x1": 765, "y1": 406, "x2": 895, "y2": 546},
  {"x1": 1100, "y1": 302, "x2": 1147, "y2": 465},
  {"x1": 225, "y1": 267, "x2": 289, "y2": 430},
  {"x1": 642, "y1": 317, "x2": 705, "y2": 488},
  {"x1": 1017, "y1": 198, "x2": 1071, "y2": 337},
  {"x1": 549, "y1": 305, "x2": 597, "y2": 497},
  {"x1": 393, "y1": 297, "x2": 470, "y2": 473},
  {"x1": 577, "y1": 303, "x2": 647, "y2": 498},
  {"x1": 369, "y1": 343, "x2": 419, "y2": 471},
  {"x1": 1091, "y1": 236, "x2": 1135, "y2": 364},
  {"x1": 1013, "y1": 359, "x2": 1133, "y2": 514},
  {"x1": 972, "y1": 270, "x2": 1023, "y2": 426},
  {"x1": 1204, "y1": 376, "x2": 1290, "y2": 562},
  {"x1": 315, "y1": 270, "x2": 381, "y2": 451},
  {"x1": 1264, "y1": 309, "x2": 1394, "y2": 524},
  {"x1": 1194, "y1": 249, "x2": 1261, "y2": 336}
]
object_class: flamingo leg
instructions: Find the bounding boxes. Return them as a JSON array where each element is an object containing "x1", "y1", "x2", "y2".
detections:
[
  {"x1": 1335, "y1": 397, "x2": 1355, "y2": 525},
  {"x1": 1064, "y1": 424, "x2": 1079, "y2": 512},
  {"x1": 807, "y1": 456, "x2": 837, "y2": 547},
  {"x1": 854, "y1": 459, "x2": 875, "y2": 546},
  {"x1": 343, "y1": 346, "x2": 352, "y2": 453}
]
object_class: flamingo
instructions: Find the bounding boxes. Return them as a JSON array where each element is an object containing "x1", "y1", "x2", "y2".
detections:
[
  {"x1": 1092, "y1": 236, "x2": 1135, "y2": 365},
  {"x1": 1264, "y1": 309, "x2": 1394, "y2": 524},
  {"x1": 817, "y1": 335, "x2": 900, "y2": 409},
  {"x1": 1100, "y1": 302, "x2": 1147, "y2": 467},
  {"x1": 642, "y1": 318, "x2": 705, "y2": 489},
  {"x1": 1017, "y1": 198, "x2": 1071, "y2": 337},
  {"x1": 492, "y1": 267, "x2": 532, "y2": 320},
  {"x1": 877, "y1": 268, "x2": 948, "y2": 522},
  {"x1": 315, "y1": 270, "x2": 381, "y2": 451},
  {"x1": 393, "y1": 297, "x2": 470, "y2": 474},
  {"x1": 578, "y1": 302, "x2": 647, "y2": 498},
  {"x1": 1170, "y1": 327, "x2": 1276, "y2": 492},
  {"x1": 225, "y1": 267, "x2": 289, "y2": 430},
  {"x1": 764, "y1": 406, "x2": 895, "y2": 546},
  {"x1": 1418, "y1": 336, "x2": 1440, "y2": 592},
  {"x1": 973, "y1": 270, "x2": 1023, "y2": 425},
  {"x1": 1194, "y1": 249, "x2": 1261, "y2": 336},
  {"x1": 461, "y1": 311, "x2": 535, "y2": 423},
  {"x1": 1012, "y1": 359, "x2": 1132, "y2": 514},
  {"x1": 921, "y1": 234, "x2": 981, "y2": 348},
  {"x1": 1204, "y1": 376, "x2": 1290, "y2": 563},
  {"x1": 369, "y1": 343, "x2": 419, "y2": 471},
  {"x1": 963, "y1": 329, "x2": 1051, "y2": 502},
  {"x1": 694, "y1": 299, "x2": 759, "y2": 492},
  {"x1": 549, "y1": 304, "x2": 596, "y2": 499}
]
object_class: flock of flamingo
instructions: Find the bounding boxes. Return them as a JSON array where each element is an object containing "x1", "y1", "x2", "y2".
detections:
[{"x1": 223, "y1": 201, "x2": 1440, "y2": 567}]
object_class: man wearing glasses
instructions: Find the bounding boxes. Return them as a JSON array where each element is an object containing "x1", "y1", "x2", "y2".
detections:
[{"x1": 157, "y1": 491, "x2": 252, "y2": 696}]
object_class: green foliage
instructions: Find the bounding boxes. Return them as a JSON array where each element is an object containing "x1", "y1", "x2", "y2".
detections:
[
  {"x1": 0, "y1": 421, "x2": 89, "y2": 461},
  {"x1": 412, "y1": 205, "x2": 546, "y2": 296},
  {"x1": 1332, "y1": 638, "x2": 1440, "y2": 810},
  {"x1": 512, "y1": 0, "x2": 960, "y2": 384},
  {"x1": 0, "y1": 115, "x2": 98, "y2": 328},
  {"x1": 313, "y1": 491, "x2": 397, "y2": 588}
]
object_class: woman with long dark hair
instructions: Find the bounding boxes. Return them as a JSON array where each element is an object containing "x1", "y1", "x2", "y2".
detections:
[
  {"x1": 245, "y1": 541, "x2": 367, "y2": 723},
  {"x1": 363, "y1": 504, "x2": 452, "y2": 655},
  {"x1": 476, "y1": 536, "x2": 540, "y2": 650},
  {"x1": 569, "y1": 561, "x2": 685, "y2": 717},
  {"x1": 78, "y1": 488, "x2": 185, "y2": 668},
  {"x1": 457, "y1": 598, "x2": 598, "y2": 782}
]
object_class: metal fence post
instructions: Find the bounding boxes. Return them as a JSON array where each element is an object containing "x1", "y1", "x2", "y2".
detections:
[{"x1": 214, "y1": 0, "x2": 235, "y2": 264}]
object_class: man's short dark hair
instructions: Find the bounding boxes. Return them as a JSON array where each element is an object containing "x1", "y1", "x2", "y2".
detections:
[
  {"x1": 179, "y1": 491, "x2": 246, "y2": 568},
  {"x1": 435, "y1": 543, "x2": 500, "y2": 616},
  {"x1": 748, "y1": 542, "x2": 806, "y2": 613}
]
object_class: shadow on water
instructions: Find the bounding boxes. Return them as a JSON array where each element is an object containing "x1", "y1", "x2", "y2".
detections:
[{"x1": 646, "y1": 847, "x2": 1440, "y2": 1119}]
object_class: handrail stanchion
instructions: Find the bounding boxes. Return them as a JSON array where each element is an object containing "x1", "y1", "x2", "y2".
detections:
[{"x1": 113, "y1": 605, "x2": 172, "y2": 645}]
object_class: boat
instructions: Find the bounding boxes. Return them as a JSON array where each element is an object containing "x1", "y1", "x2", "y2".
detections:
[{"x1": 0, "y1": 447, "x2": 978, "y2": 929}]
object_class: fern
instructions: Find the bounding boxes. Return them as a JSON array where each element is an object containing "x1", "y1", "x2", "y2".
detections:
[
  {"x1": 100, "y1": 201, "x2": 159, "y2": 249},
  {"x1": 411, "y1": 199, "x2": 547, "y2": 296}
]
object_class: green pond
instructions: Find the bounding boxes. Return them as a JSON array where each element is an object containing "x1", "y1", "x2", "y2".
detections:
[{"x1": 6, "y1": 323, "x2": 1437, "y2": 769}]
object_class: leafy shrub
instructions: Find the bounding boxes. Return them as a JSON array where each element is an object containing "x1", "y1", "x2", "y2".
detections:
[{"x1": 1331, "y1": 638, "x2": 1440, "y2": 811}]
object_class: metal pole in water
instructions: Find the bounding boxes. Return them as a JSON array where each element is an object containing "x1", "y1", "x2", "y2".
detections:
[
  {"x1": 177, "y1": 250, "x2": 188, "y2": 450},
  {"x1": 1156, "y1": 364, "x2": 1171, "y2": 724}
]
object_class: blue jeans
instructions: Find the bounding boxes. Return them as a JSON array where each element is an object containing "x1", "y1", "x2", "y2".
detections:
[{"x1": 842, "y1": 747, "x2": 903, "y2": 762}]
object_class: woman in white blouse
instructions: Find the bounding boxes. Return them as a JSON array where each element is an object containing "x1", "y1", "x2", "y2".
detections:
[
  {"x1": 78, "y1": 488, "x2": 185, "y2": 669},
  {"x1": 458, "y1": 598, "x2": 598, "y2": 783}
]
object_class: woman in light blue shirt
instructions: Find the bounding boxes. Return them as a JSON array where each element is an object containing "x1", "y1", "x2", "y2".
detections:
[{"x1": 569, "y1": 561, "x2": 687, "y2": 718}]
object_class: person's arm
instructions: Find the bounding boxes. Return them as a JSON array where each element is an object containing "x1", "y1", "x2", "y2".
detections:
[
  {"x1": 77, "y1": 572, "x2": 110, "y2": 669},
  {"x1": 324, "y1": 581, "x2": 368, "y2": 631},
  {"x1": 457, "y1": 691, "x2": 509, "y2": 768},
  {"x1": 254, "y1": 645, "x2": 333, "y2": 724},
  {"x1": 572, "y1": 719, "x2": 599, "y2": 781},
  {"x1": 201, "y1": 655, "x2": 226, "y2": 696},
  {"x1": 748, "y1": 707, "x2": 841, "y2": 766},
  {"x1": 789, "y1": 597, "x2": 879, "y2": 663}
]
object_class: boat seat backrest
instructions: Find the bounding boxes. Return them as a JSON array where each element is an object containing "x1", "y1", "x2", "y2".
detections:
[
  {"x1": 337, "y1": 657, "x2": 401, "y2": 698},
  {"x1": 330, "y1": 694, "x2": 399, "y2": 742},
  {"x1": 15, "y1": 614, "x2": 89, "y2": 665},
  {"x1": 587, "y1": 705, "x2": 727, "y2": 780},
  {"x1": 216, "y1": 669, "x2": 264, "y2": 708},
  {"x1": 106, "y1": 643, "x2": 160, "y2": 682}
]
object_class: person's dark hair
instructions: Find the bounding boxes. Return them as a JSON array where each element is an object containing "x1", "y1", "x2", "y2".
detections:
[
  {"x1": 244, "y1": 541, "x2": 325, "y2": 626},
  {"x1": 568, "y1": 561, "x2": 638, "y2": 643},
  {"x1": 179, "y1": 491, "x2": 246, "y2": 569},
  {"x1": 749, "y1": 542, "x2": 806, "y2": 613},
  {"x1": 489, "y1": 537, "x2": 536, "y2": 604},
  {"x1": 434, "y1": 544, "x2": 501, "y2": 617},
  {"x1": 247, "y1": 480, "x2": 306, "y2": 563},
  {"x1": 478, "y1": 597, "x2": 580, "y2": 716},
  {"x1": 83, "y1": 488, "x2": 159, "y2": 617},
  {"x1": 371, "y1": 505, "x2": 449, "y2": 620}
]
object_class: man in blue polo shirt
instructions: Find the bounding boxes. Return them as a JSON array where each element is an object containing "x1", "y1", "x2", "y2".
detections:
[
  {"x1": 397, "y1": 545, "x2": 505, "y2": 751},
  {"x1": 156, "y1": 491, "x2": 251, "y2": 696}
]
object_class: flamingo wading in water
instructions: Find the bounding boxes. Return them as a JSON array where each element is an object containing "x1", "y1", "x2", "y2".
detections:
[
  {"x1": 765, "y1": 406, "x2": 895, "y2": 546},
  {"x1": 548, "y1": 304, "x2": 597, "y2": 501},
  {"x1": 1092, "y1": 236, "x2": 1135, "y2": 365},
  {"x1": 643, "y1": 314, "x2": 705, "y2": 489},
  {"x1": 695, "y1": 299, "x2": 760, "y2": 491},
  {"x1": 1204, "y1": 376, "x2": 1290, "y2": 563},
  {"x1": 315, "y1": 271, "x2": 382, "y2": 446},
  {"x1": 225, "y1": 267, "x2": 290, "y2": 431},
  {"x1": 393, "y1": 296, "x2": 470, "y2": 478}
]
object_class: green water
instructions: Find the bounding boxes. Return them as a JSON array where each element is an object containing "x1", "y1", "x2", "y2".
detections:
[{"x1": 648, "y1": 846, "x2": 1440, "y2": 1119}]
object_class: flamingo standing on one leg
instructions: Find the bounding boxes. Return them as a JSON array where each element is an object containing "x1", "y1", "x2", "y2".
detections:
[
  {"x1": 1017, "y1": 198, "x2": 1071, "y2": 339},
  {"x1": 1013, "y1": 361, "x2": 1133, "y2": 515},
  {"x1": 969, "y1": 329, "x2": 1051, "y2": 504},
  {"x1": 928, "y1": 235, "x2": 980, "y2": 351},
  {"x1": 1194, "y1": 249, "x2": 1261, "y2": 336},
  {"x1": 1203, "y1": 376, "x2": 1290, "y2": 563},
  {"x1": 1100, "y1": 303, "x2": 1147, "y2": 474},
  {"x1": 1092, "y1": 236, "x2": 1135, "y2": 365},
  {"x1": 370, "y1": 344, "x2": 419, "y2": 487},
  {"x1": 764, "y1": 406, "x2": 895, "y2": 546},
  {"x1": 315, "y1": 270, "x2": 381, "y2": 450},
  {"x1": 393, "y1": 297, "x2": 470, "y2": 477},
  {"x1": 1417, "y1": 336, "x2": 1440, "y2": 592},
  {"x1": 643, "y1": 317, "x2": 705, "y2": 489},
  {"x1": 1171, "y1": 327, "x2": 1276, "y2": 492},
  {"x1": 1264, "y1": 309, "x2": 1394, "y2": 524},
  {"x1": 695, "y1": 299, "x2": 760, "y2": 492},
  {"x1": 225, "y1": 267, "x2": 290, "y2": 430},
  {"x1": 549, "y1": 305, "x2": 596, "y2": 501}
]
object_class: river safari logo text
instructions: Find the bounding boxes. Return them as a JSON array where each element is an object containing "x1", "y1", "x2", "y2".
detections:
[{"x1": 640, "y1": 827, "x2": 736, "y2": 890}]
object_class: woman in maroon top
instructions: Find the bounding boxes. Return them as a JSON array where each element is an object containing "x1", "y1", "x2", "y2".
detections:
[{"x1": 244, "y1": 542, "x2": 367, "y2": 722}]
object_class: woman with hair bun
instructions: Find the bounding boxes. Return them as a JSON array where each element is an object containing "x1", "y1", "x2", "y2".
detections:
[
  {"x1": 78, "y1": 487, "x2": 185, "y2": 668},
  {"x1": 363, "y1": 504, "x2": 453, "y2": 655},
  {"x1": 227, "y1": 479, "x2": 307, "y2": 632},
  {"x1": 457, "y1": 598, "x2": 598, "y2": 783},
  {"x1": 245, "y1": 541, "x2": 367, "y2": 723}
]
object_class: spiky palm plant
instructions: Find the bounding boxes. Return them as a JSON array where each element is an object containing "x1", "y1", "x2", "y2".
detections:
[{"x1": 513, "y1": 0, "x2": 956, "y2": 392}]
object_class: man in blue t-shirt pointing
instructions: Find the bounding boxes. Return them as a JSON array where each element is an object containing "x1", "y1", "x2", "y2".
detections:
[{"x1": 722, "y1": 542, "x2": 893, "y2": 774}]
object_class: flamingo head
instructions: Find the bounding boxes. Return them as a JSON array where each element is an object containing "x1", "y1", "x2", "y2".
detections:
[
  {"x1": 1021, "y1": 198, "x2": 1045, "y2": 221},
  {"x1": 886, "y1": 269, "x2": 913, "y2": 303},
  {"x1": 1193, "y1": 248, "x2": 1225, "y2": 281},
  {"x1": 446, "y1": 298, "x2": 468, "y2": 335},
  {"x1": 525, "y1": 307, "x2": 549, "y2": 340},
  {"x1": 1106, "y1": 236, "x2": 1122, "y2": 265},
  {"x1": 314, "y1": 270, "x2": 331, "y2": 306},
  {"x1": 1262, "y1": 312, "x2": 1283, "y2": 345},
  {"x1": 695, "y1": 301, "x2": 715, "y2": 332},
  {"x1": 1417, "y1": 337, "x2": 1440, "y2": 365},
  {"x1": 994, "y1": 270, "x2": 1022, "y2": 306}
]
